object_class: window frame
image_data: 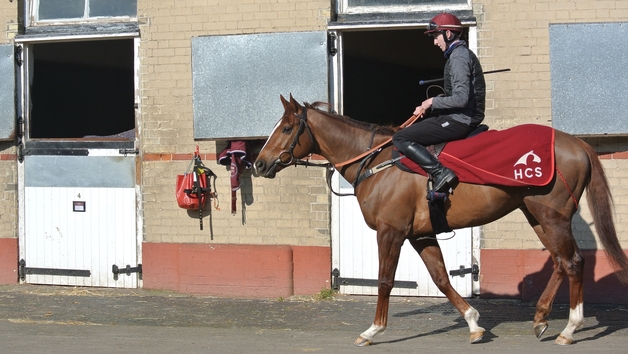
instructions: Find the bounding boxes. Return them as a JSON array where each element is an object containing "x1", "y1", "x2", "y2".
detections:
[
  {"x1": 27, "y1": 0, "x2": 137, "y2": 27},
  {"x1": 15, "y1": 37, "x2": 140, "y2": 143},
  {"x1": 337, "y1": 0, "x2": 472, "y2": 15}
]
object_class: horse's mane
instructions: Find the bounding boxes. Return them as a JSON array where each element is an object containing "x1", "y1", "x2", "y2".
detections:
[{"x1": 305, "y1": 101, "x2": 397, "y2": 136}]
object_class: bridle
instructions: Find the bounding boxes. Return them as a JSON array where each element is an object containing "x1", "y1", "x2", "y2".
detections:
[
  {"x1": 268, "y1": 107, "x2": 359, "y2": 197},
  {"x1": 267, "y1": 105, "x2": 415, "y2": 197},
  {"x1": 272, "y1": 106, "x2": 320, "y2": 168}
]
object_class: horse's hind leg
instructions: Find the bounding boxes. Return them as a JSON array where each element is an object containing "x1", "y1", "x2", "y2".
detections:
[
  {"x1": 521, "y1": 206, "x2": 584, "y2": 345},
  {"x1": 409, "y1": 238, "x2": 485, "y2": 343}
]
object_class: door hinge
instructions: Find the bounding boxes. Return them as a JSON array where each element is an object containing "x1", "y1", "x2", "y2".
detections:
[
  {"x1": 328, "y1": 31, "x2": 337, "y2": 56},
  {"x1": 22, "y1": 148, "x2": 88, "y2": 156},
  {"x1": 15, "y1": 45, "x2": 22, "y2": 66},
  {"x1": 119, "y1": 148, "x2": 139, "y2": 156},
  {"x1": 112, "y1": 264, "x2": 142, "y2": 280},
  {"x1": 18, "y1": 259, "x2": 91, "y2": 281},
  {"x1": 331, "y1": 268, "x2": 417, "y2": 291},
  {"x1": 449, "y1": 264, "x2": 479, "y2": 281},
  {"x1": 17, "y1": 116, "x2": 24, "y2": 163}
]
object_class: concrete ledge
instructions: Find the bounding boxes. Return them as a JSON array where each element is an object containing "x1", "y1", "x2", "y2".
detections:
[
  {"x1": 143, "y1": 243, "x2": 331, "y2": 298},
  {"x1": 292, "y1": 245, "x2": 331, "y2": 295}
]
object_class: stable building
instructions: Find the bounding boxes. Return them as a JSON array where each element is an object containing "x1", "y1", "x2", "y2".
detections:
[{"x1": 0, "y1": 1, "x2": 626, "y2": 303}]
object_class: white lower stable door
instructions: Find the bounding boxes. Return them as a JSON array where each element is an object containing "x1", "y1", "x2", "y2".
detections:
[
  {"x1": 20, "y1": 154, "x2": 139, "y2": 288},
  {"x1": 332, "y1": 175, "x2": 478, "y2": 297}
]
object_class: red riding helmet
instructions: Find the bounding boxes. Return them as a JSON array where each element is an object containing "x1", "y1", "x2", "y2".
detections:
[{"x1": 425, "y1": 13, "x2": 463, "y2": 35}]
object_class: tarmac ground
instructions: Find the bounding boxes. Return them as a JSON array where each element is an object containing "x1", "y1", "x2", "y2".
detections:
[{"x1": 1, "y1": 284, "x2": 627, "y2": 353}]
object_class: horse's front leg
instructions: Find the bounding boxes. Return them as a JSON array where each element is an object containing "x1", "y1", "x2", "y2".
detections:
[{"x1": 354, "y1": 224, "x2": 406, "y2": 346}]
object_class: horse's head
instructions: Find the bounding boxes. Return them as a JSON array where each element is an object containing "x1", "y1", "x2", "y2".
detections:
[{"x1": 254, "y1": 94, "x2": 316, "y2": 178}]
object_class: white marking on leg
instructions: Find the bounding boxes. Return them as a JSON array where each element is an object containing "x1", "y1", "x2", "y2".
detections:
[
  {"x1": 359, "y1": 323, "x2": 386, "y2": 341},
  {"x1": 464, "y1": 306, "x2": 486, "y2": 343},
  {"x1": 560, "y1": 303, "x2": 584, "y2": 341},
  {"x1": 464, "y1": 307, "x2": 485, "y2": 333}
]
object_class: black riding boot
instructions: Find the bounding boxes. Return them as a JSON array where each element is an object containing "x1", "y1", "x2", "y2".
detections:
[{"x1": 399, "y1": 141, "x2": 458, "y2": 193}]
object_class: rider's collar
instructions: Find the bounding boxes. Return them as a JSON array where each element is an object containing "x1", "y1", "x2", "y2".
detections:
[{"x1": 444, "y1": 40, "x2": 464, "y2": 58}]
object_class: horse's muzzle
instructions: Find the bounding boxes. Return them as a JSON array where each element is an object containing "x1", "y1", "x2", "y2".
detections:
[{"x1": 254, "y1": 159, "x2": 277, "y2": 178}]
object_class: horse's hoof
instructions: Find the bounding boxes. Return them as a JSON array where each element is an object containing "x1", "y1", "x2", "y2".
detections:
[
  {"x1": 470, "y1": 329, "x2": 485, "y2": 343},
  {"x1": 354, "y1": 336, "x2": 373, "y2": 347},
  {"x1": 534, "y1": 322, "x2": 548, "y2": 339},
  {"x1": 555, "y1": 334, "x2": 573, "y2": 345}
]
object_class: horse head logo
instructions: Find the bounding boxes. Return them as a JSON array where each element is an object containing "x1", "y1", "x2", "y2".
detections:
[{"x1": 514, "y1": 150, "x2": 541, "y2": 166}]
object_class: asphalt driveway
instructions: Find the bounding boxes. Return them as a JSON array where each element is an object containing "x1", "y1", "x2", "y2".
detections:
[{"x1": 1, "y1": 284, "x2": 627, "y2": 353}]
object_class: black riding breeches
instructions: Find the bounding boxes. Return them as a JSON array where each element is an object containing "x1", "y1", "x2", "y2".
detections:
[{"x1": 392, "y1": 115, "x2": 474, "y2": 148}]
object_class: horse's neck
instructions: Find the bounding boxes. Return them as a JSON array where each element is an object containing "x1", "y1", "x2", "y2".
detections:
[
  {"x1": 310, "y1": 114, "x2": 369, "y2": 162},
  {"x1": 309, "y1": 112, "x2": 391, "y2": 179}
]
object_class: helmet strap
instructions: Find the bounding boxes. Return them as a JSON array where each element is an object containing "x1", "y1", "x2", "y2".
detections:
[{"x1": 443, "y1": 30, "x2": 459, "y2": 44}]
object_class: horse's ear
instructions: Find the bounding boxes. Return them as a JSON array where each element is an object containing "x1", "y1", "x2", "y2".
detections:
[
  {"x1": 288, "y1": 94, "x2": 301, "y2": 111},
  {"x1": 280, "y1": 94, "x2": 292, "y2": 112}
]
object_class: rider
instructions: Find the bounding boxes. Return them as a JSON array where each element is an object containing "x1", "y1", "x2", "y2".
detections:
[{"x1": 392, "y1": 12, "x2": 486, "y2": 193}]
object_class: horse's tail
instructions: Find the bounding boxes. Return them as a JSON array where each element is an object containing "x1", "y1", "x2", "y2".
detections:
[{"x1": 578, "y1": 138, "x2": 628, "y2": 284}]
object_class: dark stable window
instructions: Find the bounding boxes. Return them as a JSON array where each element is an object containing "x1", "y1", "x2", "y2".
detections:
[
  {"x1": 29, "y1": 39, "x2": 135, "y2": 139},
  {"x1": 341, "y1": 29, "x2": 474, "y2": 127}
]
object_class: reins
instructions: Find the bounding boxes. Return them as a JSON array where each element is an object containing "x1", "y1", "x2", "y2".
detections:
[
  {"x1": 334, "y1": 113, "x2": 422, "y2": 169},
  {"x1": 286, "y1": 108, "x2": 423, "y2": 196}
]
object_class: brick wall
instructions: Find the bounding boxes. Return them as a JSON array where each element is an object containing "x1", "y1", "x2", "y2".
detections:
[
  {"x1": 0, "y1": 0, "x2": 18, "y2": 243},
  {"x1": 144, "y1": 155, "x2": 330, "y2": 246},
  {"x1": 142, "y1": 243, "x2": 331, "y2": 297},
  {"x1": 137, "y1": 0, "x2": 628, "y2": 249},
  {"x1": 138, "y1": 1, "x2": 332, "y2": 246},
  {"x1": 0, "y1": 154, "x2": 17, "y2": 240},
  {"x1": 480, "y1": 249, "x2": 628, "y2": 304},
  {"x1": 1, "y1": 0, "x2": 626, "y2": 296},
  {"x1": 1, "y1": 0, "x2": 17, "y2": 41},
  {"x1": 476, "y1": 0, "x2": 628, "y2": 250},
  {"x1": 137, "y1": 0, "x2": 329, "y2": 155},
  {"x1": 0, "y1": 238, "x2": 17, "y2": 283}
]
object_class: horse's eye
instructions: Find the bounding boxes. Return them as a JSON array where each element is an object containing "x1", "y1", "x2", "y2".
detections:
[{"x1": 282, "y1": 126, "x2": 293, "y2": 134}]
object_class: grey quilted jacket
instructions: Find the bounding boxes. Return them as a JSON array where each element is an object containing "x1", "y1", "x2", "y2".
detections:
[{"x1": 431, "y1": 40, "x2": 486, "y2": 127}]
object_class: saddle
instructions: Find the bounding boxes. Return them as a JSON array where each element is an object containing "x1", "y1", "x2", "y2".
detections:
[
  {"x1": 393, "y1": 124, "x2": 489, "y2": 172},
  {"x1": 391, "y1": 123, "x2": 554, "y2": 234},
  {"x1": 393, "y1": 124, "x2": 555, "y2": 187},
  {"x1": 393, "y1": 124, "x2": 489, "y2": 234}
]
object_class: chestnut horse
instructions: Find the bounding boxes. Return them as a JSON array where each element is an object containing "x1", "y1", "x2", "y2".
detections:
[{"x1": 254, "y1": 95, "x2": 628, "y2": 346}]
